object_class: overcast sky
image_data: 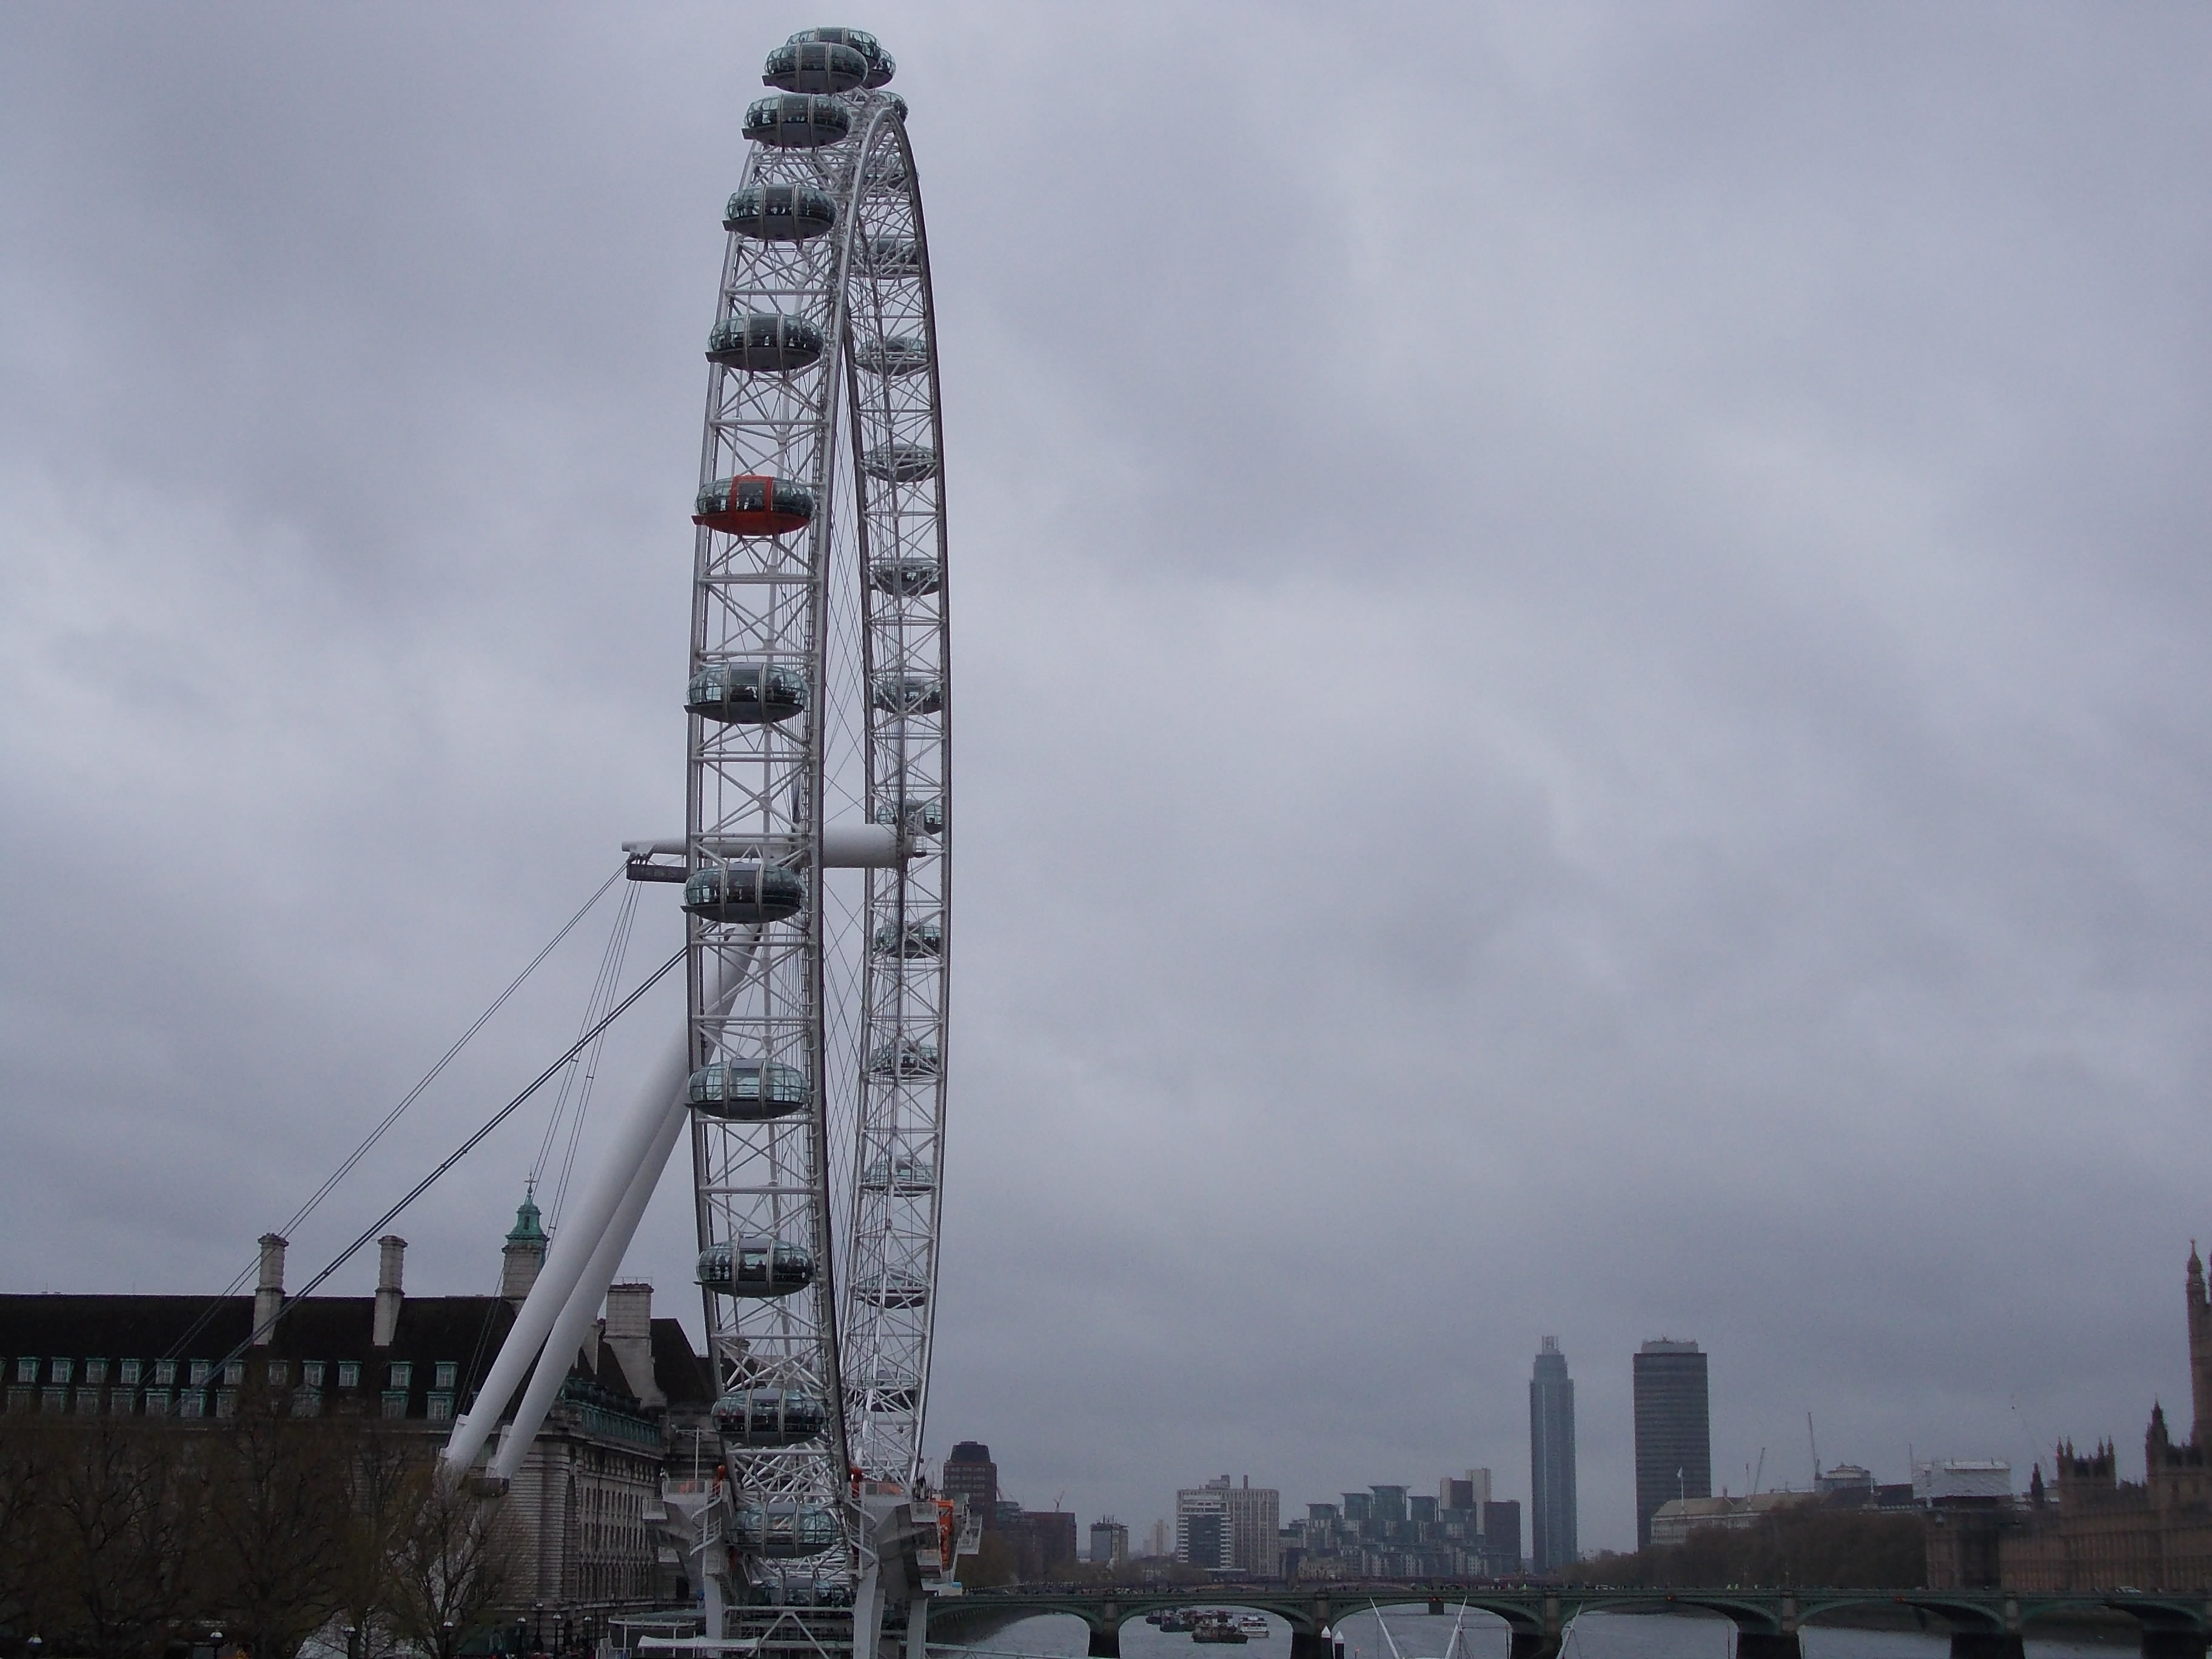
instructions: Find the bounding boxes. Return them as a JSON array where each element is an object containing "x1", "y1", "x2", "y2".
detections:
[{"x1": 4, "y1": 3, "x2": 2211, "y2": 1557}]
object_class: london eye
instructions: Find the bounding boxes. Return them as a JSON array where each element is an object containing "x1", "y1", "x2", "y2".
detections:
[{"x1": 440, "y1": 23, "x2": 952, "y2": 1636}]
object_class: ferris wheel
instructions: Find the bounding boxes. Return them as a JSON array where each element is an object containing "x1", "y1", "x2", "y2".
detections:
[
  {"x1": 675, "y1": 23, "x2": 951, "y2": 1575},
  {"x1": 437, "y1": 27, "x2": 950, "y2": 1614}
]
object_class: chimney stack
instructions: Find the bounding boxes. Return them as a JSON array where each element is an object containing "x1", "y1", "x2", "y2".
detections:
[
  {"x1": 603, "y1": 1282, "x2": 663, "y2": 1407},
  {"x1": 252, "y1": 1233, "x2": 287, "y2": 1346},
  {"x1": 374, "y1": 1235, "x2": 406, "y2": 1347}
]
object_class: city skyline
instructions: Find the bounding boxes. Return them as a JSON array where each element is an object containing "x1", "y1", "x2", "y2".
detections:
[{"x1": 4, "y1": 4, "x2": 2210, "y2": 1561}]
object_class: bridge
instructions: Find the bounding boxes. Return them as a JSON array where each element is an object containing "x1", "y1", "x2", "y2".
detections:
[{"x1": 925, "y1": 1583, "x2": 2212, "y2": 1659}]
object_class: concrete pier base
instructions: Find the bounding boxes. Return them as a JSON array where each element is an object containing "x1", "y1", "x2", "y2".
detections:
[
  {"x1": 1735, "y1": 1636, "x2": 1801, "y2": 1659},
  {"x1": 1506, "y1": 1635, "x2": 1556, "y2": 1659},
  {"x1": 1949, "y1": 1637, "x2": 2025, "y2": 1659},
  {"x1": 1086, "y1": 1627, "x2": 1120, "y2": 1658}
]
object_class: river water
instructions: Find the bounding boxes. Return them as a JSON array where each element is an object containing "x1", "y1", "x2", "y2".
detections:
[{"x1": 947, "y1": 1606, "x2": 2131, "y2": 1659}]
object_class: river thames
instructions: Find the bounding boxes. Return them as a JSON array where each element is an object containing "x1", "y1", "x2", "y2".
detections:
[{"x1": 949, "y1": 1607, "x2": 2128, "y2": 1659}]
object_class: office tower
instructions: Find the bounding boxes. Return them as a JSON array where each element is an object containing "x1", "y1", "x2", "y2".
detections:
[
  {"x1": 1530, "y1": 1336, "x2": 1578, "y2": 1574},
  {"x1": 942, "y1": 1441, "x2": 999, "y2": 1525},
  {"x1": 1632, "y1": 1339, "x2": 1712, "y2": 1549},
  {"x1": 1479, "y1": 1499, "x2": 1522, "y2": 1575}
]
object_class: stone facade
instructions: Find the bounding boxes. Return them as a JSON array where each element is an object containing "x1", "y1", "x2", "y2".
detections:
[{"x1": 1995, "y1": 1247, "x2": 2212, "y2": 1592}]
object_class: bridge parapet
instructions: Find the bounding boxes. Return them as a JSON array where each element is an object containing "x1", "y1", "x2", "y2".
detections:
[{"x1": 927, "y1": 1584, "x2": 2212, "y2": 1659}]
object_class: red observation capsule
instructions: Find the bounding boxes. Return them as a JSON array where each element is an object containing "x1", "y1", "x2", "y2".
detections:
[{"x1": 692, "y1": 475, "x2": 815, "y2": 536}]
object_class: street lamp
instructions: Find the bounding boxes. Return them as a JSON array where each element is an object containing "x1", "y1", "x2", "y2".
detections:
[
  {"x1": 441, "y1": 1620, "x2": 456, "y2": 1659},
  {"x1": 534, "y1": 1604, "x2": 545, "y2": 1657},
  {"x1": 344, "y1": 1626, "x2": 360, "y2": 1659}
]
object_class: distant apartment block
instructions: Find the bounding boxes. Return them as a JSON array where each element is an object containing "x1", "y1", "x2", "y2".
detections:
[
  {"x1": 1090, "y1": 1515, "x2": 1129, "y2": 1566},
  {"x1": 1176, "y1": 1475, "x2": 1281, "y2": 1575}
]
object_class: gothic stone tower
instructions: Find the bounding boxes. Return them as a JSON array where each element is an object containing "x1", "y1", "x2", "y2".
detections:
[{"x1": 2190, "y1": 1245, "x2": 2212, "y2": 1448}]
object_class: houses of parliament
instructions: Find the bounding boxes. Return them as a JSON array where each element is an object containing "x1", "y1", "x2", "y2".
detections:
[{"x1": 1989, "y1": 1245, "x2": 2212, "y2": 1590}]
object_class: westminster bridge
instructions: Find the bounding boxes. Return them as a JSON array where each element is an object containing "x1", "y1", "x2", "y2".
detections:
[{"x1": 925, "y1": 1583, "x2": 2212, "y2": 1659}]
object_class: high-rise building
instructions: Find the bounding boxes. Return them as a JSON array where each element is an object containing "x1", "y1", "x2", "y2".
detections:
[
  {"x1": 942, "y1": 1441, "x2": 999, "y2": 1526},
  {"x1": 1632, "y1": 1339, "x2": 1711, "y2": 1550},
  {"x1": 1479, "y1": 1499, "x2": 1522, "y2": 1575},
  {"x1": 1529, "y1": 1336, "x2": 1578, "y2": 1574},
  {"x1": 1176, "y1": 1475, "x2": 1282, "y2": 1575},
  {"x1": 1090, "y1": 1517, "x2": 1129, "y2": 1567}
]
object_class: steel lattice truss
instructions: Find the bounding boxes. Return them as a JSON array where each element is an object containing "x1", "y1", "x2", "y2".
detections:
[{"x1": 688, "y1": 59, "x2": 949, "y2": 1582}]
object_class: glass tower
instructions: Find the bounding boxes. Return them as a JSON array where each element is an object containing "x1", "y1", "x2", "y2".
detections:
[{"x1": 1529, "y1": 1336, "x2": 1578, "y2": 1574}]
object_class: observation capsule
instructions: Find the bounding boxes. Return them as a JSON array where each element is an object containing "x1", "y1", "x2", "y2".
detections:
[
  {"x1": 859, "y1": 236, "x2": 920, "y2": 275},
  {"x1": 686, "y1": 662, "x2": 807, "y2": 725},
  {"x1": 872, "y1": 674, "x2": 944, "y2": 715},
  {"x1": 723, "y1": 183, "x2": 837, "y2": 242},
  {"x1": 854, "y1": 335, "x2": 930, "y2": 377},
  {"x1": 862, "y1": 1370, "x2": 922, "y2": 1412},
  {"x1": 708, "y1": 312, "x2": 825, "y2": 373},
  {"x1": 857, "y1": 1272, "x2": 928, "y2": 1309},
  {"x1": 868, "y1": 1038, "x2": 940, "y2": 1079},
  {"x1": 714, "y1": 1387, "x2": 828, "y2": 1447},
  {"x1": 682, "y1": 865, "x2": 805, "y2": 925},
  {"x1": 862, "y1": 444, "x2": 939, "y2": 483},
  {"x1": 762, "y1": 39, "x2": 868, "y2": 95},
  {"x1": 694, "y1": 475, "x2": 814, "y2": 536},
  {"x1": 788, "y1": 26, "x2": 896, "y2": 88},
  {"x1": 871, "y1": 796, "x2": 945, "y2": 836},
  {"x1": 743, "y1": 93, "x2": 851, "y2": 149},
  {"x1": 697, "y1": 1238, "x2": 815, "y2": 1299},
  {"x1": 732, "y1": 1501, "x2": 844, "y2": 1558},
  {"x1": 870, "y1": 559, "x2": 942, "y2": 598},
  {"x1": 861, "y1": 1153, "x2": 937, "y2": 1194},
  {"x1": 872, "y1": 917, "x2": 942, "y2": 958},
  {"x1": 687, "y1": 1060, "x2": 809, "y2": 1121}
]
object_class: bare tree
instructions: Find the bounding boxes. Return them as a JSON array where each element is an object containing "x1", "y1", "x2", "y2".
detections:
[
  {"x1": 387, "y1": 1474, "x2": 524, "y2": 1659},
  {"x1": 199, "y1": 1391, "x2": 357, "y2": 1659},
  {"x1": 25, "y1": 1415, "x2": 194, "y2": 1659}
]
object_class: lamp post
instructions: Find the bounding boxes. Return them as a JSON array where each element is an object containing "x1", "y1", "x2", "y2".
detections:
[
  {"x1": 534, "y1": 1604, "x2": 545, "y2": 1658},
  {"x1": 440, "y1": 1620, "x2": 455, "y2": 1659},
  {"x1": 344, "y1": 1627, "x2": 360, "y2": 1659}
]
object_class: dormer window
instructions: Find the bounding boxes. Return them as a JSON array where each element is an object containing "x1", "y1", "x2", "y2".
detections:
[
  {"x1": 388, "y1": 1361, "x2": 413, "y2": 1390},
  {"x1": 434, "y1": 1362, "x2": 457, "y2": 1390}
]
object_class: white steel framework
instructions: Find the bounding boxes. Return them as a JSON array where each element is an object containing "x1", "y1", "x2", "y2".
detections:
[{"x1": 686, "y1": 33, "x2": 950, "y2": 1586}]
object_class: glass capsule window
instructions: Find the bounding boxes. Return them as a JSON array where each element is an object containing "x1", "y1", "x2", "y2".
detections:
[
  {"x1": 686, "y1": 662, "x2": 808, "y2": 725},
  {"x1": 870, "y1": 559, "x2": 942, "y2": 598},
  {"x1": 722, "y1": 183, "x2": 838, "y2": 243},
  {"x1": 871, "y1": 917, "x2": 943, "y2": 957},
  {"x1": 714, "y1": 1387, "x2": 830, "y2": 1446},
  {"x1": 688, "y1": 1059, "x2": 809, "y2": 1121},
  {"x1": 868, "y1": 1038, "x2": 940, "y2": 1078},
  {"x1": 708, "y1": 312, "x2": 825, "y2": 373},
  {"x1": 731, "y1": 1501, "x2": 845, "y2": 1557},
  {"x1": 761, "y1": 40, "x2": 869, "y2": 95},
  {"x1": 871, "y1": 675, "x2": 945, "y2": 715},
  {"x1": 743, "y1": 94, "x2": 851, "y2": 150},
  {"x1": 683, "y1": 864, "x2": 806, "y2": 925},
  {"x1": 871, "y1": 796, "x2": 945, "y2": 835},
  {"x1": 854, "y1": 336, "x2": 930, "y2": 377},
  {"x1": 697, "y1": 1239, "x2": 814, "y2": 1297},
  {"x1": 861, "y1": 444, "x2": 939, "y2": 483}
]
